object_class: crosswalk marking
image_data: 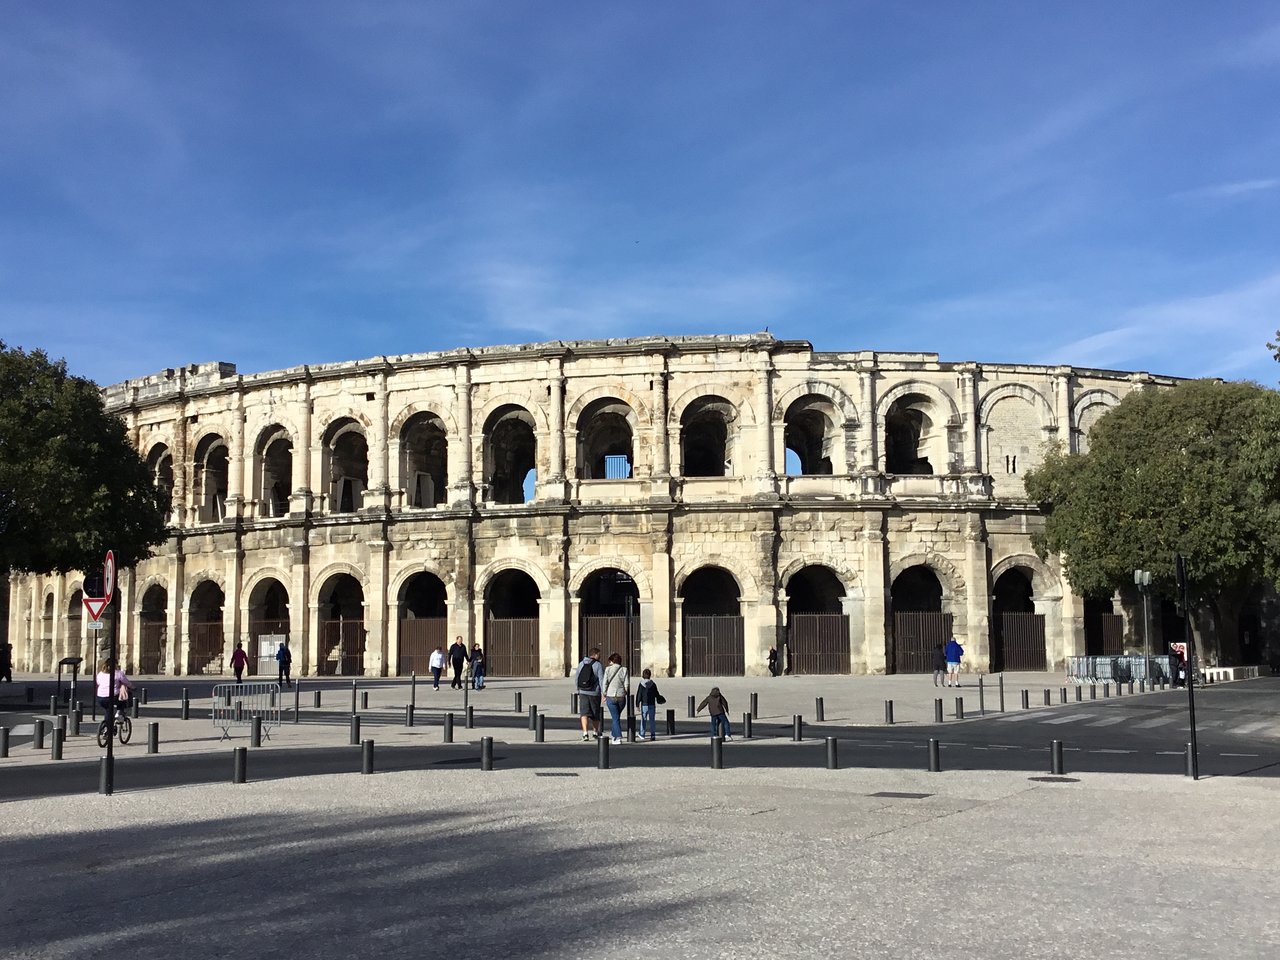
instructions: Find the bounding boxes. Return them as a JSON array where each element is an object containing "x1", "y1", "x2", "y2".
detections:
[
  {"x1": 1088, "y1": 716, "x2": 1127, "y2": 727},
  {"x1": 1233, "y1": 721, "x2": 1271, "y2": 735},
  {"x1": 1043, "y1": 714, "x2": 1088, "y2": 725},
  {"x1": 996, "y1": 712, "x2": 1041, "y2": 722},
  {"x1": 1133, "y1": 717, "x2": 1176, "y2": 729}
]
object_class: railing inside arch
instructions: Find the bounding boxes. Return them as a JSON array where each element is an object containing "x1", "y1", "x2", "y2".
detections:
[
  {"x1": 318, "y1": 620, "x2": 365, "y2": 675},
  {"x1": 889, "y1": 612, "x2": 953, "y2": 674},
  {"x1": 484, "y1": 618, "x2": 540, "y2": 677},
  {"x1": 683, "y1": 615, "x2": 745, "y2": 677},
  {"x1": 787, "y1": 614, "x2": 851, "y2": 674},
  {"x1": 138, "y1": 622, "x2": 167, "y2": 675},
  {"x1": 398, "y1": 618, "x2": 447, "y2": 675},
  {"x1": 187, "y1": 622, "x2": 226, "y2": 675},
  {"x1": 579, "y1": 616, "x2": 641, "y2": 675},
  {"x1": 990, "y1": 612, "x2": 1047, "y2": 672}
]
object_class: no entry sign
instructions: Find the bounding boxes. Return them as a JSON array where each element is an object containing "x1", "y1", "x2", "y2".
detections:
[{"x1": 103, "y1": 550, "x2": 115, "y2": 603}]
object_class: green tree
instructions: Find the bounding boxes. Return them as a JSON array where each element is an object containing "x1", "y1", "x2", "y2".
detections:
[
  {"x1": 1024, "y1": 379, "x2": 1280, "y2": 664},
  {"x1": 0, "y1": 341, "x2": 169, "y2": 576}
]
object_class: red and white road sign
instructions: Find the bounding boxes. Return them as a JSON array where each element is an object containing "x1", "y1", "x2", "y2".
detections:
[
  {"x1": 103, "y1": 550, "x2": 115, "y2": 603},
  {"x1": 82, "y1": 596, "x2": 108, "y2": 621}
]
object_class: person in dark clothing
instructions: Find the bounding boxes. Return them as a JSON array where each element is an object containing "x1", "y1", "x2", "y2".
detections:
[
  {"x1": 767, "y1": 647, "x2": 779, "y2": 677},
  {"x1": 697, "y1": 686, "x2": 731, "y2": 740},
  {"x1": 932, "y1": 643, "x2": 947, "y2": 687},
  {"x1": 230, "y1": 641, "x2": 249, "y2": 684},
  {"x1": 0, "y1": 643, "x2": 12, "y2": 682},
  {"x1": 634, "y1": 668, "x2": 666, "y2": 740},
  {"x1": 448, "y1": 637, "x2": 468, "y2": 689},
  {"x1": 470, "y1": 643, "x2": 486, "y2": 689},
  {"x1": 275, "y1": 641, "x2": 292, "y2": 686}
]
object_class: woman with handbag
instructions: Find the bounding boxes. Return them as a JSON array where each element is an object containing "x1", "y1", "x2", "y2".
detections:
[
  {"x1": 95, "y1": 658, "x2": 133, "y2": 718},
  {"x1": 602, "y1": 652, "x2": 629, "y2": 745}
]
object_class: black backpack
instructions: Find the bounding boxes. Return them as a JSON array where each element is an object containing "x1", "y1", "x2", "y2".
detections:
[{"x1": 575, "y1": 660, "x2": 596, "y2": 690}]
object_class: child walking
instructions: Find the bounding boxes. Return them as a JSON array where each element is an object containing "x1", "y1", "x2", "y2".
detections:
[
  {"x1": 697, "y1": 686, "x2": 731, "y2": 740},
  {"x1": 634, "y1": 669, "x2": 666, "y2": 740}
]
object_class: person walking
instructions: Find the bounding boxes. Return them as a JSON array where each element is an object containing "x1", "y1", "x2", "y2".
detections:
[
  {"x1": 697, "y1": 686, "x2": 731, "y2": 740},
  {"x1": 602, "y1": 652, "x2": 629, "y2": 744},
  {"x1": 573, "y1": 646, "x2": 605, "y2": 741},
  {"x1": 230, "y1": 641, "x2": 250, "y2": 685},
  {"x1": 943, "y1": 635, "x2": 964, "y2": 687},
  {"x1": 275, "y1": 641, "x2": 293, "y2": 686},
  {"x1": 634, "y1": 668, "x2": 665, "y2": 740},
  {"x1": 470, "y1": 643, "x2": 486, "y2": 690},
  {"x1": 428, "y1": 646, "x2": 445, "y2": 690},
  {"x1": 767, "y1": 646, "x2": 779, "y2": 677},
  {"x1": 932, "y1": 642, "x2": 947, "y2": 687},
  {"x1": 448, "y1": 636, "x2": 468, "y2": 689}
]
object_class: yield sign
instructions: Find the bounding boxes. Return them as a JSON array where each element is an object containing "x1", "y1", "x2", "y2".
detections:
[{"x1": 82, "y1": 596, "x2": 109, "y2": 621}]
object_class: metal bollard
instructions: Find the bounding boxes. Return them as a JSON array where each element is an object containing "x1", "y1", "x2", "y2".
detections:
[
  {"x1": 1139, "y1": 678, "x2": 1146, "y2": 693},
  {"x1": 349, "y1": 715, "x2": 361, "y2": 746},
  {"x1": 1185, "y1": 742, "x2": 1198, "y2": 780},
  {"x1": 935, "y1": 698, "x2": 944, "y2": 723},
  {"x1": 293, "y1": 682, "x2": 300, "y2": 723},
  {"x1": 443, "y1": 712, "x2": 454, "y2": 743},
  {"x1": 32, "y1": 719, "x2": 45, "y2": 751},
  {"x1": 514, "y1": 691, "x2": 522, "y2": 713},
  {"x1": 361, "y1": 691, "x2": 369, "y2": 711},
  {"x1": 50, "y1": 728, "x2": 64, "y2": 761},
  {"x1": 627, "y1": 713, "x2": 636, "y2": 743},
  {"x1": 181, "y1": 693, "x2": 190, "y2": 721},
  {"x1": 998, "y1": 674, "x2": 1005, "y2": 712},
  {"x1": 1051, "y1": 739, "x2": 1064, "y2": 775},
  {"x1": 70, "y1": 710, "x2": 82, "y2": 738},
  {"x1": 570, "y1": 694, "x2": 577, "y2": 714},
  {"x1": 750, "y1": 692, "x2": 759, "y2": 717},
  {"x1": 466, "y1": 705, "x2": 474, "y2": 729},
  {"x1": 1043, "y1": 689, "x2": 1051, "y2": 706},
  {"x1": 1116, "y1": 681, "x2": 1124, "y2": 698},
  {"x1": 884, "y1": 700, "x2": 894, "y2": 725},
  {"x1": 711, "y1": 736, "x2": 723, "y2": 769},
  {"x1": 1021, "y1": 689, "x2": 1030, "y2": 710},
  {"x1": 687, "y1": 695, "x2": 696, "y2": 719},
  {"x1": 528, "y1": 705, "x2": 538, "y2": 731},
  {"x1": 405, "y1": 704, "x2": 415, "y2": 727},
  {"x1": 233, "y1": 746, "x2": 247, "y2": 784},
  {"x1": 1104, "y1": 682, "x2": 1111, "y2": 698},
  {"x1": 826, "y1": 737, "x2": 838, "y2": 770},
  {"x1": 351, "y1": 681, "x2": 358, "y2": 715},
  {"x1": 743, "y1": 713, "x2": 753, "y2": 739},
  {"x1": 1090, "y1": 684, "x2": 1097, "y2": 700},
  {"x1": 251, "y1": 716, "x2": 263, "y2": 748},
  {"x1": 1060, "y1": 687, "x2": 1067, "y2": 704},
  {"x1": 481, "y1": 736, "x2": 494, "y2": 771},
  {"x1": 141, "y1": 687, "x2": 149, "y2": 705},
  {"x1": 978, "y1": 675, "x2": 986, "y2": 715},
  {"x1": 597, "y1": 735, "x2": 610, "y2": 770},
  {"x1": 1075, "y1": 686, "x2": 1082, "y2": 702},
  {"x1": 411, "y1": 673, "x2": 417, "y2": 709},
  {"x1": 1128, "y1": 681, "x2": 1135, "y2": 695},
  {"x1": 535, "y1": 713, "x2": 545, "y2": 742},
  {"x1": 0, "y1": 726, "x2": 8, "y2": 757},
  {"x1": 49, "y1": 694, "x2": 58, "y2": 717},
  {"x1": 955, "y1": 697, "x2": 964, "y2": 720},
  {"x1": 665, "y1": 709, "x2": 676, "y2": 736},
  {"x1": 792, "y1": 715, "x2": 803, "y2": 741},
  {"x1": 224, "y1": 690, "x2": 232, "y2": 707},
  {"x1": 148, "y1": 722, "x2": 160, "y2": 754},
  {"x1": 928, "y1": 738, "x2": 941, "y2": 772},
  {"x1": 313, "y1": 690, "x2": 322, "y2": 708},
  {"x1": 815, "y1": 697, "x2": 825, "y2": 722},
  {"x1": 99, "y1": 756, "x2": 112, "y2": 795},
  {"x1": 362, "y1": 739, "x2": 375, "y2": 774},
  {"x1": 131, "y1": 697, "x2": 140, "y2": 719}
]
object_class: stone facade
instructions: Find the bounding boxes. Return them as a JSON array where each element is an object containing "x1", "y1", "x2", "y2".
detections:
[{"x1": 7, "y1": 334, "x2": 1173, "y2": 678}]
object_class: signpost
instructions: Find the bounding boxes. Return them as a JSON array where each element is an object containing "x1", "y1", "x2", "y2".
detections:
[
  {"x1": 80, "y1": 550, "x2": 119, "y2": 796},
  {"x1": 1175, "y1": 554, "x2": 1200, "y2": 780}
]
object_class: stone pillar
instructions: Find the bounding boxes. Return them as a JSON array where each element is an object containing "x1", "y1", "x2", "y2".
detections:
[
  {"x1": 857, "y1": 361, "x2": 877, "y2": 471},
  {"x1": 543, "y1": 366, "x2": 566, "y2": 501},
  {"x1": 227, "y1": 387, "x2": 246, "y2": 518},
  {"x1": 173, "y1": 405, "x2": 189, "y2": 527},
  {"x1": 672, "y1": 596, "x2": 685, "y2": 677},
  {"x1": 568, "y1": 597, "x2": 582, "y2": 668},
  {"x1": 754, "y1": 358, "x2": 776, "y2": 494},
  {"x1": 290, "y1": 540, "x2": 310, "y2": 676},
  {"x1": 224, "y1": 544, "x2": 242, "y2": 674},
  {"x1": 366, "y1": 369, "x2": 390, "y2": 510},
  {"x1": 294, "y1": 375, "x2": 315, "y2": 515},
  {"x1": 963, "y1": 516, "x2": 990, "y2": 670},
  {"x1": 119, "y1": 567, "x2": 135, "y2": 673},
  {"x1": 653, "y1": 367, "x2": 671, "y2": 479},
  {"x1": 449, "y1": 516, "x2": 475, "y2": 646},
  {"x1": 861, "y1": 511, "x2": 888, "y2": 673},
  {"x1": 1053, "y1": 368, "x2": 1074, "y2": 453},
  {"x1": 366, "y1": 538, "x2": 390, "y2": 675},
  {"x1": 958, "y1": 363, "x2": 979, "y2": 473},
  {"x1": 448, "y1": 364, "x2": 474, "y2": 505},
  {"x1": 169, "y1": 547, "x2": 186, "y2": 676},
  {"x1": 752, "y1": 517, "x2": 780, "y2": 674}
]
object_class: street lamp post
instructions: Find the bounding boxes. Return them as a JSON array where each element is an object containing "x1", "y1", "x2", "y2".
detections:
[{"x1": 1134, "y1": 569, "x2": 1153, "y2": 674}]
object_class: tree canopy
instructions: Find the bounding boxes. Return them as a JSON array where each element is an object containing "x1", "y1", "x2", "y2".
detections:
[
  {"x1": 0, "y1": 341, "x2": 169, "y2": 576},
  {"x1": 1023, "y1": 378, "x2": 1280, "y2": 663}
]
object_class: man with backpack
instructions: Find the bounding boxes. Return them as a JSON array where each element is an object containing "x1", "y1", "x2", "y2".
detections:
[{"x1": 573, "y1": 646, "x2": 605, "y2": 741}]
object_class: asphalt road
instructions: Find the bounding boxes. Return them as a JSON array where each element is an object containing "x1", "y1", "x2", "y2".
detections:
[{"x1": 3, "y1": 678, "x2": 1276, "y2": 800}]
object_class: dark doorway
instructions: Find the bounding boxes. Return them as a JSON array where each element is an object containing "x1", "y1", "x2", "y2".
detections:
[
  {"x1": 1084, "y1": 596, "x2": 1123, "y2": 656},
  {"x1": 139, "y1": 585, "x2": 167, "y2": 675},
  {"x1": 785, "y1": 565, "x2": 849, "y2": 674},
  {"x1": 248, "y1": 579, "x2": 290, "y2": 677},
  {"x1": 681, "y1": 566, "x2": 744, "y2": 676},
  {"x1": 579, "y1": 569, "x2": 641, "y2": 674},
  {"x1": 188, "y1": 581, "x2": 226, "y2": 675},
  {"x1": 318, "y1": 574, "x2": 365, "y2": 675},
  {"x1": 485, "y1": 569, "x2": 540, "y2": 676},
  {"x1": 989, "y1": 569, "x2": 1046, "y2": 672},
  {"x1": 398, "y1": 573, "x2": 447, "y2": 675},
  {"x1": 889, "y1": 565, "x2": 948, "y2": 673}
]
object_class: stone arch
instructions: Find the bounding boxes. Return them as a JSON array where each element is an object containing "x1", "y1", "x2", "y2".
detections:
[
  {"x1": 308, "y1": 563, "x2": 367, "y2": 608},
  {"x1": 568, "y1": 557, "x2": 654, "y2": 598},
  {"x1": 389, "y1": 562, "x2": 456, "y2": 601},
  {"x1": 990, "y1": 553, "x2": 1061, "y2": 601},
  {"x1": 978, "y1": 383, "x2": 1056, "y2": 430},
  {"x1": 888, "y1": 552, "x2": 965, "y2": 600},
  {"x1": 318, "y1": 408, "x2": 373, "y2": 434},
  {"x1": 778, "y1": 555, "x2": 860, "y2": 597},
  {"x1": 242, "y1": 567, "x2": 296, "y2": 603},
  {"x1": 475, "y1": 557, "x2": 553, "y2": 597},
  {"x1": 876, "y1": 380, "x2": 962, "y2": 426},
  {"x1": 667, "y1": 385, "x2": 756, "y2": 427},
  {"x1": 191, "y1": 430, "x2": 230, "y2": 523},
  {"x1": 1072, "y1": 388, "x2": 1121, "y2": 452},
  {"x1": 184, "y1": 570, "x2": 227, "y2": 597},
  {"x1": 878, "y1": 380, "x2": 961, "y2": 475},
  {"x1": 772, "y1": 379, "x2": 860, "y2": 426},
  {"x1": 573, "y1": 395, "x2": 639, "y2": 480},
  {"x1": 565, "y1": 384, "x2": 652, "y2": 430},
  {"x1": 673, "y1": 558, "x2": 759, "y2": 602},
  {"x1": 475, "y1": 393, "x2": 549, "y2": 436},
  {"x1": 388, "y1": 399, "x2": 459, "y2": 439},
  {"x1": 252, "y1": 422, "x2": 295, "y2": 518},
  {"x1": 482, "y1": 403, "x2": 539, "y2": 504},
  {"x1": 132, "y1": 574, "x2": 171, "y2": 612}
]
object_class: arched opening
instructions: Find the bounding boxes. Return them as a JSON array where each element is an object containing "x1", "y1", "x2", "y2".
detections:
[
  {"x1": 323, "y1": 419, "x2": 368, "y2": 513},
  {"x1": 484, "y1": 405, "x2": 537, "y2": 504},
  {"x1": 397, "y1": 572, "x2": 447, "y2": 675},
  {"x1": 484, "y1": 569, "x2": 541, "y2": 676},
  {"x1": 146, "y1": 445, "x2": 174, "y2": 519},
  {"x1": 139, "y1": 585, "x2": 168, "y2": 675},
  {"x1": 188, "y1": 581, "x2": 226, "y2": 675},
  {"x1": 785, "y1": 565, "x2": 849, "y2": 674},
  {"x1": 192, "y1": 435, "x2": 229, "y2": 523},
  {"x1": 38, "y1": 594, "x2": 54, "y2": 673},
  {"x1": 66, "y1": 590, "x2": 85, "y2": 665},
  {"x1": 680, "y1": 396, "x2": 736, "y2": 478},
  {"x1": 401, "y1": 412, "x2": 448, "y2": 508},
  {"x1": 247, "y1": 579, "x2": 290, "y2": 677},
  {"x1": 578, "y1": 569, "x2": 641, "y2": 673},
  {"x1": 255, "y1": 426, "x2": 293, "y2": 518},
  {"x1": 889, "y1": 565, "x2": 950, "y2": 673},
  {"x1": 989, "y1": 568, "x2": 1045, "y2": 672},
  {"x1": 577, "y1": 399, "x2": 635, "y2": 480},
  {"x1": 1084, "y1": 595, "x2": 1123, "y2": 656},
  {"x1": 318, "y1": 574, "x2": 365, "y2": 675},
  {"x1": 783, "y1": 396, "x2": 839, "y2": 476},
  {"x1": 680, "y1": 566, "x2": 743, "y2": 675},
  {"x1": 884, "y1": 395, "x2": 942, "y2": 475}
]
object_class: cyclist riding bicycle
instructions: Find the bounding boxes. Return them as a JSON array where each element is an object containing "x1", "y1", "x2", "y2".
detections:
[{"x1": 95, "y1": 658, "x2": 133, "y2": 718}]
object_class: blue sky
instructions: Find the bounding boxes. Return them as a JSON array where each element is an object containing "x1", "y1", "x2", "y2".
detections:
[{"x1": 3, "y1": 2, "x2": 1280, "y2": 386}]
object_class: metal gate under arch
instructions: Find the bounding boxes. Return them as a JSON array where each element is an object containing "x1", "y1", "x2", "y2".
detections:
[
  {"x1": 579, "y1": 616, "x2": 640, "y2": 675},
  {"x1": 485, "y1": 618, "x2": 540, "y2": 677},
  {"x1": 318, "y1": 620, "x2": 365, "y2": 676},
  {"x1": 683, "y1": 615, "x2": 744, "y2": 676},
  {"x1": 787, "y1": 614, "x2": 851, "y2": 674},
  {"x1": 398, "y1": 617, "x2": 447, "y2": 675},
  {"x1": 890, "y1": 612, "x2": 953, "y2": 674},
  {"x1": 990, "y1": 612, "x2": 1046, "y2": 672}
]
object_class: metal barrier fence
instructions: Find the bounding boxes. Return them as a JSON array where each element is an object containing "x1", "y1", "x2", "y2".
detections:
[
  {"x1": 212, "y1": 682, "x2": 283, "y2": 741},
  {"x1": 1066, "y1": 655, "x2": 1178, "y2": 684}
]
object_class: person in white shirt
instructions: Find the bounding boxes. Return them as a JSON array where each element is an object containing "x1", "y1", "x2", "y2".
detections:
[{"x1": 428, "y1": 646, "x2": 446, "y2": 690}]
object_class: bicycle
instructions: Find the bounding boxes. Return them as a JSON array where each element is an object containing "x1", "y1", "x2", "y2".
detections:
[{"x1": 96, "y1": 703, "x2": 133, "y2": 747}]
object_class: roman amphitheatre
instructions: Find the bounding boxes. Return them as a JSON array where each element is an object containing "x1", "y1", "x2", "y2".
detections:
[{"x1": 6, "y1": 333, "x2": 1179, "y2": 679}]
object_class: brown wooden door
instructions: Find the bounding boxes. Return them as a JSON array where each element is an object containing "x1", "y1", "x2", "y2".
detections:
[
  {"x1": 787, "y1": 614, "x2": 851, "y2": 674},
  {"x1": 890, "y1": 612, "x2": 953, "y2": 674},
  {"x1": 683, "y1": 615, "x2": 744, "y2": 676},
  {"x1": 991, "y1": 612, "x2": 1047, "y2": 672},
  {"x1": 485, "y1": 618, "x2": 540, "y2": 677},
  {"x1": 398, "y1": 618, "x2": 447, "y2": 675}
]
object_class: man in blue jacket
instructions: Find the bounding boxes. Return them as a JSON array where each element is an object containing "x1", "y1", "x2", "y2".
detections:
[{"x1": 944, "y1": 636, "x2": 964, "y2": 687}]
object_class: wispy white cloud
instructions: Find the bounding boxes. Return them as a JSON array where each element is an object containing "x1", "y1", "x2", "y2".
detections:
[{"x1": 1174, "y1": 178, "x2": 1280, "y2": 201}]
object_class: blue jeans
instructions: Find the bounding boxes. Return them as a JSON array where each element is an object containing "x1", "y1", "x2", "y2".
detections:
[
  {"x1": 710, "y1": 713, "x2": 730, "y2": 739},
  {"x1": 638, "y1": 703, "x2": 656, "y2": 739},
  {"x1": 606, "y1": 698, "x2": 624, "y2": 740}
]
